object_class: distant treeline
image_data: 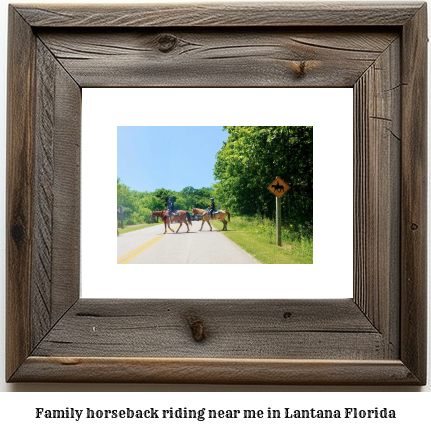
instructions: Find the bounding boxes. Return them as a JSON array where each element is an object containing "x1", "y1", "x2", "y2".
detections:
[
  {"x1": 117, "y1": 179, "x2": 213, "y2": 225},
  {"x1": 118, "y1": 126, "x2": 312, "y2": 235}
]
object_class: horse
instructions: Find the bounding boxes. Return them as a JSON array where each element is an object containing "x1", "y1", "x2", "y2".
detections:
[
  {"x1": 192, "y1": 207, "x2": 231, "y2": 231},
  {"x1": 151, "y1": 210, "x2": 174, "y2": 234},
  {"x1": 151, "y1": 210, "x2": 192, "y2": 234},
  {"x1": 271, "y1": 181, "x2": 285, "y2": 193}
]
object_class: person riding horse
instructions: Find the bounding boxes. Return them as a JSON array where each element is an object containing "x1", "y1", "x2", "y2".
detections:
[
  {"x1": 167, "y1": 198, "x2": 176, "y2": 216},
  {"x1": 207, "y1": 197, "x2": 216, "y2": 219}
]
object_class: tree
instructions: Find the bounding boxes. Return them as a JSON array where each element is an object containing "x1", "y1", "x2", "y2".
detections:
[
  {"x1": 117, "y1": 177, "x2": 135, "y2": 221},
  {"x1": 142, "y1": 193, "x2": 164, "y2": 211},
  {"x1": 181, "y1": 186, "x2": 196, "y2": 209},
  {"x1": 117, "y1": 179, "x2": 166, "y2": 225},
  {"x1": 214, "y1": 126, "x2": 313, "y2": 231},
  {"x1": 153, "y1": 188, "x2": 171, "y2": 206}
]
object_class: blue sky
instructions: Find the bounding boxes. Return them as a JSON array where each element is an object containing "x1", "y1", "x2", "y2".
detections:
[{"x1": 117, "y1": 126, "x2": 228, "y2": 192}]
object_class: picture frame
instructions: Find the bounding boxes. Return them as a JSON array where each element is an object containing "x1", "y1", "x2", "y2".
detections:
[{"x1": 6, "y1": 2, "x2": 427, "y2": 384}]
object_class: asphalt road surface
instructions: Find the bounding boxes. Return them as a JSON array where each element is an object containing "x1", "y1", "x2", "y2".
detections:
[{"x1": 117, "y1": 220, "x2": 260, "y2": 264}]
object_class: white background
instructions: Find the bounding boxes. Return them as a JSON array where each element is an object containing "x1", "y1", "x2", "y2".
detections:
[
  {"x1": 82, "y1": 88, "x2": 352, "y2": 299},
  {"x1": 0, "y1": 0, "x2": 429, "y2": 417}
]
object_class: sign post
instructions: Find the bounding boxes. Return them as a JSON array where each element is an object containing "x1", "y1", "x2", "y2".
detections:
[
  {"x1": 276, "y1": 195, "x2": 282, "y2": 246},
  {"x1": 267, "y1": 177, "x2": 290, "y2": 246},
  {"x1": 118, "y1": 205, "x2": 124, "y2": 229}
]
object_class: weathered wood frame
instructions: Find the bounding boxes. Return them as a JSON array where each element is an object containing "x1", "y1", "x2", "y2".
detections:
[{"x1": 6, "y1": 2, "x2": 427, "y2": 384}]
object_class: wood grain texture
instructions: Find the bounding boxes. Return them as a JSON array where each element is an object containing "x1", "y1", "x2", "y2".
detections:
[
  {"x1": 12, "y1": 357, "x2": 420, "y2": 385},
  {"x1": 50, "y1": 53, "x2": 81, "y2": 324},
  {"x1": 400, "y1": 3, "x2": 428, "y2": 384},
  {"x1": 15, "y1": 2, "x2": 423, "y2": 27},
  {"x1": 31, "y1": 38, "x2": 81, "y2": 350},
  {"x1": 6, "y1": 7, "x2": 36, "y2": 381},
  {"x1": 32, "y1": 299, "x2": 384, "y2": 360},
  {"x1": 36, "y1": 29, "x2": 398, "y2": 88},
  {"x1": 353, "y1": 38, "x2": 401, "y2": 359},
  {"x1": 32, "y1": 40, "x2": 56, "y2": 347},
  {"x1": 6, "y1": 2, "x2": 427, "y2": 385}
]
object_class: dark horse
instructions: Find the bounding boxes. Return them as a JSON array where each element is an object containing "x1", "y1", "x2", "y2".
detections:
[{"x1": 151, "y1": 210, "x2": 192, "y2": 234}]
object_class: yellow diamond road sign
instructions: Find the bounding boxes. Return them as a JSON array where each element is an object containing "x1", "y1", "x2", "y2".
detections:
[{"x1": 268, "y1": 177, "x2": 290, "y2": 198}]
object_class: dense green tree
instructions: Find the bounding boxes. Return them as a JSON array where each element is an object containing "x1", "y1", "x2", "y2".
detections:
[
  {"x1": 142, "y1": 193, "x2": 164, "y2": 211},
  {"x1": 153, "y1": 188, "x2": 171, "y2": 206},
  {"x1": 181, "y1": 186, "x2": 197, "y2": 209},
  {"x1": 214, "y1": 126, "x2": 312, "y2": 232},
  {"x1": 189, "y1": 186, "x2": 214, "y2": 210},
  {"x1": 117, "y1": 177, "x2": 135, "y2": 221}
]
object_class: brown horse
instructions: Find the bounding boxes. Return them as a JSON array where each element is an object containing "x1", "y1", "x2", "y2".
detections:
[
  {"x1": 151, "y1": 210, "x2": 192, "y2": 234},
  {"x1": 151, "y1": 210, "x2": 174, "y2": 234},
  {"x1": 192, "y1": 207, "x2": 231, "y2": 231}
]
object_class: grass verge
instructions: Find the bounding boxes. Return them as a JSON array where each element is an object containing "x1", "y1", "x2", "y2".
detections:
[
  {"x1": 212, "y1": 217, "x2": 313, "y2": 264},
  {"x1": 117, "y1": 222, "x2": 161, "y2": 235}
]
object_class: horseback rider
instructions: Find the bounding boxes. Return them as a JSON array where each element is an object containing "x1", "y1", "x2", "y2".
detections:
[
  {"x1": 167, "y1": 198, "x2": 176, "y2": 216},
  {"x1": 208, "y1": 197, "x2": 216, "y2": 219}
]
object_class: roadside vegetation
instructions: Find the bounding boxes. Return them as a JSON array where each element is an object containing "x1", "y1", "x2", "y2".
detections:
[
  {"x1": 212, "y1": 217, "x2": 312, "y2": 264},
  {"x1": 213, "y1": 127, "x2": 312, "y2": 231},
  {"x1": 117, "y1": 222, "x2": 162, "y2": 236}
]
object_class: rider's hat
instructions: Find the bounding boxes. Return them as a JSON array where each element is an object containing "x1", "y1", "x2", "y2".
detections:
[{"x1": 210, "y1": 197, "x2": 214, "y2": 200}]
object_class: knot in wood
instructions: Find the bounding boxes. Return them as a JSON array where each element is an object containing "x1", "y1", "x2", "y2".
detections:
[
  {"x1": 11, "y1": 222, "x2": 26, "y2": 246},
  {"x1": 186, "y1": 314, "x2": 206, "y2": 342},
  {"x1": 411, "y1": 223, "x2": 419, "y2": 231},
  {"x1": 294, "y1": 61, "x2": 307, "y2": 78},
  {"x1": 157, "y1": 34, "x2": 178, "y2": 53}
]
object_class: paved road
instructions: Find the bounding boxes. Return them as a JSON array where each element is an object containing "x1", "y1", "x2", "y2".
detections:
[{"x1": 117, "y1": 220, "x2": 260, "y2": 264}]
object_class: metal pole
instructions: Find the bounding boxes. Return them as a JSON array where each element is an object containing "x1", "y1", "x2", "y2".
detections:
[
  {"x1": 120, "y1": 206, "x2": 124, "y2": 229},
  {"x1": 276, "y1": 196, "x2": 281, "y2": 246}
]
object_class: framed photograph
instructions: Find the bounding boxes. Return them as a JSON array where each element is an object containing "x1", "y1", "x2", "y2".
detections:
[
  {"x1": 82, "y1": 88, "x2": 351, "y2": 300},
  {"x1": 6, "y1": 2, "x2": 427, "y2": 384}
]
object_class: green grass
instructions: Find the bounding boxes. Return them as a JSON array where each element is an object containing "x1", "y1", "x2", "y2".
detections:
[
  {"x1": 212, "y1": 216, "x2": 313, "y2": 264},
  {"x1": 117, "y1": 222, "x2": 161, "y2": 235}
]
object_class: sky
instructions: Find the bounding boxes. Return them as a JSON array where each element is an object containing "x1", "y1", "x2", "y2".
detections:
[{"x1": 117, "y1": 126, "x2": 229, "y2": 193}]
